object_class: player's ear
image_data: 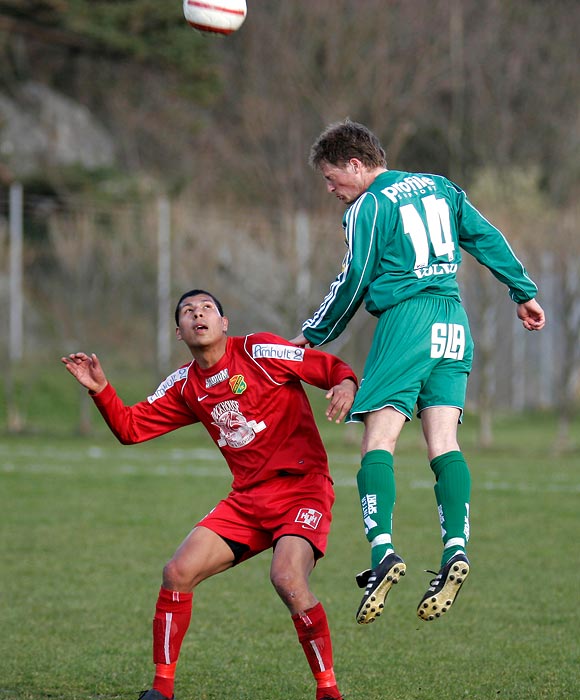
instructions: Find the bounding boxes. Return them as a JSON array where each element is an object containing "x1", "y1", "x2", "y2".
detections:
[
  {"x1": 349, "y1": 157, "x2": 362, "y2": 173},
  {"x1": 176, "y1": 326, "x2": 183, "y2": 341},
  {"x1": 222, "y1": 316, "x2": 229, "y2": 334}
]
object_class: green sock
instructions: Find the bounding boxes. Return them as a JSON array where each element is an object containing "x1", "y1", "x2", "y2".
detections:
[
  {"x1": 357, "y1": 450, "x2": 396, "y2": 568},
  {"x1": 431, "y1": 450, "x2": 471, "y2": 567}
]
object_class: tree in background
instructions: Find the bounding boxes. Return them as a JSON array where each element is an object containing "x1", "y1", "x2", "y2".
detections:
[
  {"x1": 0, "y1": 0, "x2": 221, "y2": 178},
  {"x1": 1, "y1": 1, "x2": 577, "y2": 204},
  {"x1": 0, "y1": 0, "x2": 578, "y2": 436}
]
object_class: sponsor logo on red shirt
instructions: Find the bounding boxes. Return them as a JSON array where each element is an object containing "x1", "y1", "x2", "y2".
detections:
[
  {"x1": 252, "y1": 344, "x2": 305, "y2": 361},
  {"x1": 295, "y1": 508, "x2": 322, "y2": 530}
]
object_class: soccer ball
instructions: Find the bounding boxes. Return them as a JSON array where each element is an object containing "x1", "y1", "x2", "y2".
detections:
[{"x1": 183, "y1": 0, "x2": 247, "y2": 36}]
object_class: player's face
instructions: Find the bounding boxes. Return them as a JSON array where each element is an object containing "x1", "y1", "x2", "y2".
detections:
[
  {"x1": 176, "y1": 294, "x2": 228, "y2": 349},
  {"x1": 319, "y1": 159, "x2": 367, "y2": 204}
]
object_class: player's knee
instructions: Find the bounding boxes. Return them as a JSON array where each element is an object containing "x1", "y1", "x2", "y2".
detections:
[
  {"x1": 428, "y1": 440, "x2": 461, "y2": 462},
  {"x1": 270, "y1": 567, "x2": 291, "y2": 595},
  {"x1": 270, "y1": 568, "x2": 306, "y2": 602},
  {"x1": 163, "y1": 558, "x2": 190, "y2": 590}
]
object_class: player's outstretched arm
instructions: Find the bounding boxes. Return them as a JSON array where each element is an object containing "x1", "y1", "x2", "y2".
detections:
[
  {"x1": 325, "y1": 378, "x2": 357, "y2": 424},
  {"x1": 61, "y1": 352, "x2": 108, "y2": 393},
  {"x1": 517, "y1": 298, "x2": 545, "y2": 331}
]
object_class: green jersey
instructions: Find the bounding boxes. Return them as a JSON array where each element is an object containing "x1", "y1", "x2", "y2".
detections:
[{"x1": 302, "y1": 170, "x2": 538, "y2": 346}]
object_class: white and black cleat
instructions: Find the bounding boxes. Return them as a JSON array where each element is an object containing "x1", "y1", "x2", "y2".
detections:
[
  {"x1": 355, "y1": 552, "x2": 406, "y2": 624},
  {"x1": 417, "y1": 552, "x2": 470, "y2": 621}
]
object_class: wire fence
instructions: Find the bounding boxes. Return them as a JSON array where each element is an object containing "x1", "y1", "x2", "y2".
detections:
[{"x1": 1, "y1": 183, "x2": 579, "y2": 430}]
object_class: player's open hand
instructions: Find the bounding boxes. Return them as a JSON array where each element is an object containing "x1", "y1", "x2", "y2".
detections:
[
  {"x1": 61, "y1": 352, "x2": 108, "y2": 394},
  {"x1": 325, "y1": 378, "x2": 357, "y2": 423},
  {"x1": 517, "y1": 298, "x2": 545, "y2": 331}
]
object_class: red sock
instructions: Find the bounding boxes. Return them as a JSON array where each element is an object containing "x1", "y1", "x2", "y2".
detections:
[
  {"x1": 151, "y1": 587, "x2": 193, "y2": 698},
  {"x1": 291, "y1": 602, "x2": 341, "y2": 699}
]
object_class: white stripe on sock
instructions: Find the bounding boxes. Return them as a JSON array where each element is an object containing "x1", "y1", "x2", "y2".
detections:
[
  {"x1": 371, "y1": 533, "x2": 392, "y2": 547},
  {"x1": 309, "y1": 640, "x2": 326, "y2": 672},
  {"x1": 444, "y1": 537, "x2": 465, "y2": 549},
  {"x1": 164, "y1": 612, "x2": 173, "y2": 664}
]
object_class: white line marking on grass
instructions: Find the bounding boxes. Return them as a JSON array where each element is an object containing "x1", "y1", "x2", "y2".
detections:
[
  {"x1": 1, "y1": 445, "x2": 579, "y2": 493},
  {"x1": 0, "y1": 461, "x2": 231, "y2": 479}
]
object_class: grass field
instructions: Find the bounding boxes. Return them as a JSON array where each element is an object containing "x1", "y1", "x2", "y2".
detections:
[{"x1": 1, "y1": 392, "x2": 579, "y2": 700}]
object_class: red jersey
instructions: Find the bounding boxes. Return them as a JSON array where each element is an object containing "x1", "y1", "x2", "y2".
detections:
[{"x1": 92, "y1": 332, "x2": 357, "y2": 490}]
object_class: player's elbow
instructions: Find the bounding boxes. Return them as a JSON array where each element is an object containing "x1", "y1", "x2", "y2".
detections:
[
  {"x1": 111, "y1": 430, "x2": 141, "y2": 446},
  {"x1": 117, "y1": 436, "x2": 135, "y2": 445}
]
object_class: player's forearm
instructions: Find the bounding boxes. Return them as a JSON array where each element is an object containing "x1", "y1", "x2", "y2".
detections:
[
  {"x1": 302, "y1": 289, "x2": 362, "y2": 346},
  {"x1": 302, "y1": 317, "x2": 348, "y2": 346},
  {"x1": 303, "y1": 351, "x2": 358, "y2": 391},
  {"x1": 459, "y1": 203, "x2": 538, "y2": 301},
  {"x1": 91, "y1": 383, "x2": 154, "y2": 445},
  {"x1": 302, "y1": 253, "x2": 369, "y2": 345},
  {"x1": 330, "y1": 367, "x2": 358, "y2": 390}
]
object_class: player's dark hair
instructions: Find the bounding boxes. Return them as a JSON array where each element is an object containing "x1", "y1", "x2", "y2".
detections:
[
  {"x1": 309, "y1": 118, "x2": 387, "y2": 170},
  {"x1": 175, "y1": 289, "x2": 224, "y2": 325}
]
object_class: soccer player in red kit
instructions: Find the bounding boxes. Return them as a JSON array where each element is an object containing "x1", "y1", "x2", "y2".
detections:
[{"x1": 61, "y1": 289, "x2": 357, "y2": 700}]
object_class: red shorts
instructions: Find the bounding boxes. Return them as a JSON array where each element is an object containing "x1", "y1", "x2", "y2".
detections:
[{"x1": 196, "y1": 472, "x2": 335, "y2": 563}]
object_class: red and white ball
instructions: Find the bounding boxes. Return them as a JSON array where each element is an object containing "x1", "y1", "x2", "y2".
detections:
[{"x1": 183, "y1": 0, "x2": 247, "y2": 36}]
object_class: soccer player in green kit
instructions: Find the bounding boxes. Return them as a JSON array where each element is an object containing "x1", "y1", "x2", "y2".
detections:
[{"x1": 291, "y1": 119, "x2": 545, "y2": 625}]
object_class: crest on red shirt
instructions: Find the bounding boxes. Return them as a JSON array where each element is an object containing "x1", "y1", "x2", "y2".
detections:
[{"x1": 229, "y1": 374, "x2": 247, "y2": 395}]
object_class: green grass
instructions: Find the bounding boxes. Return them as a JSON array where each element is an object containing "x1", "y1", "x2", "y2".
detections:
[{"x1": 1, "y1": 396, "x2": 579, "y2": 699}]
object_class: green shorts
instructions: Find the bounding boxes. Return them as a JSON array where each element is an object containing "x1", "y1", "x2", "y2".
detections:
[{"x1": 348, "y1": 294, "x2": 474, "y2": 423}]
